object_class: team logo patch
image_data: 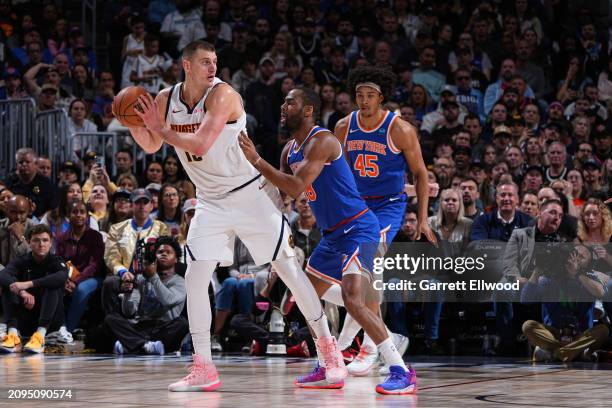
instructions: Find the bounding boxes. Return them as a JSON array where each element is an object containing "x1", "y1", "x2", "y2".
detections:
[
  {"x1": 288, "y1": 234, "x2": 295, "y2": 248},
  {"x1": 378, "y1": 128, "x2": 386, "y2": 134}
]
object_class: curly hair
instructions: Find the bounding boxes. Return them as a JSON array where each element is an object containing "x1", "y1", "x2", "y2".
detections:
[
  {"x1": 347, "y1": 66, "x2": 397, "y2": 103},
  {"x1": 577, "y1": 198, "x2": 612, "y2": 242},
  {"x1": 155, "y1": 235, "x2": 182, "y2": 259}
]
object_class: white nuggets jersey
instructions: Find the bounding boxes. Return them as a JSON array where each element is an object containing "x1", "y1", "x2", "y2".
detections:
[{"x1": 165, "y1": 78, "x2": 259, "y2": 199}]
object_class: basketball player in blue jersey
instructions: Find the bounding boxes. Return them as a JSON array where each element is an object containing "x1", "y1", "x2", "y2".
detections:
[
  {"x1": 334, "y1": 66, "x2": 437, "y2": 376},
  {"x1": 130, "y1": 41, "x2": 344, "y2": 392},
  {"x1": 239, "y1": 87, "x2": 417, "y2": 395}
]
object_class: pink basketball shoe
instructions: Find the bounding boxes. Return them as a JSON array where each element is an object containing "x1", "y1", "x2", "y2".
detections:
[{"x1": 168, "y1": 354, "x2": 222, "y2": 392}]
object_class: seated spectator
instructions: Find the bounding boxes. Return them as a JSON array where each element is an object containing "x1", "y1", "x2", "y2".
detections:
[
  {"x1": 429, "y1": 189, "x2": 473, "y2": 256},
  {"x1": 521, "y1": 244, "x2": 608, "y2": 362},
  {"x1": 103, "y1": 188, "x2": 169, "y2": 285},
  {"x1": 87, "y1": 184, "x2": 110, "y2": 225},
  {"x1": 519, "y1": 191, "x2": 539, "y2": 218},
  {"x1": 0, "y1": 224, "x2": 68, "y2": 354},
  {"x1": 98, "y1": 189, "x2": 133, "y2": 234},
  {"x1": 82, "y1": 162, "x2": 117, "y2": 203},
  {"x1": 146, "y1": 183, "x2": 161, "y2": 212},
  {"x1": 211, "y1": 238, "x2": 270, "y2": 352},
  {"x1": 0, "y1": 188, "x2": 14, "y2": 219},
  {"x1": 56, "y1": 201, "x2": 104, "y2": 332},
  {"x1": 576, "y1": 198, "x2": 612, "y2": 272},
  {"x1": 162, "y1": 154, "x2": 185, "y2": 184},
  {"x1": 153, "y1": 183, "x2": 182, "y2": 237},
  {"x1": 116, "y1": 173, "x2": 139, "y2": 192},
  {"x1": 36, "y1": 156, "x2": 52, "y2": 180},
  {"x1": 412, "y1": 46, "x2": 445, "y2": 102},
  {"x1": 161, "y1": 0, "x2": 207, "y2": 57},
  {"x1": 178, "y1": 198, "x2": 197, "y2": 247},
  {"x1": 103, "y1": 236, "x2": 188, "y2": 355},
  {"x1": 40, "y1": 183, "x2": 99, "y2": 242},
  {"x1": 459, "y1": 178, "x2": 484, "y2": 220},
  {"x1": 536, "y1": 187, "x2": 578, "y2": 240},
  {"x1": 5, "y1": 148, "x2": 58, "y2": 219},
  {"x1": 71, "y1": 63, "x2": 96, "y2": 100},
  {"x1": 57, "y1": 161, "x2": 80, "y2": 188},
  {"x1": 290, "y1": 193, "x2": 321, "y2": 260},
  {"x1": 2, "y1": 68, "x2": 29, "y2": 99},
  {"x1": 114, "y1": 149, "x2": 135, "y2": 181},
  {"x1": 129, "y1": 34, "x2": 170, "y2": 95},
  {"x1": 120, "y1": 14, "x2": 146, "y2": 89},
  {"x1": 92, "y1": 71, "x2": 116, "y2": 130},
  {"x1": 0, "y1": 195, "x2": 36, "y2": 267},
  {"x1": 143, "y1": 161, "x2": 164, "y2": 187}
]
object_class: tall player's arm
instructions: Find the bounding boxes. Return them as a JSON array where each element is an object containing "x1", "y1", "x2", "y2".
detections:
[
  {"x1": 125, "y1": 89, "x2": 168, "y2": 153},
  {"x1": 240, "y1": 132, "x2": 337, "y2": 199},
  {"x1": 390, "y1": 118, "x2": 437, "y2": 244},
  {"x1": 135, "y1": 84, "x2": 240, "y2": 157}
]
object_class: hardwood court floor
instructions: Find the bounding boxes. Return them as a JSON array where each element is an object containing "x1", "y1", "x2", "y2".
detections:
[{"x1": 0, "y1": 353, "x2": 611, "y2": 407}]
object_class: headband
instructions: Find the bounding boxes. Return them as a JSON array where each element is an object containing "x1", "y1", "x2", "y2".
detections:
[{"x1": 355, "y1": 82, "x2": 382, "y2": 93}]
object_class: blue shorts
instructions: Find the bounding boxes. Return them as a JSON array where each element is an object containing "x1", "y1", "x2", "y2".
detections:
[
  {"x1": 365, "y1": 193, "x2": 407, "y2": 245},
  {"x1": 306, "y1": 210, "x2": 380, "y2": 285}
]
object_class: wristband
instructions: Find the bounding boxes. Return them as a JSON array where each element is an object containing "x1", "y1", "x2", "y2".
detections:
[{"x1": 254, "y1": 156, "x2": 262, "y2": 167}]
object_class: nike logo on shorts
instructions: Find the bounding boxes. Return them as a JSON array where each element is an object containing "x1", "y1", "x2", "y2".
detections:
[
  {"x1": 344, "y1": 226, "x2": 355, "y2": 234},
  {"x1": 389, "y1": 197, "x2": 400, "y2": 201}
]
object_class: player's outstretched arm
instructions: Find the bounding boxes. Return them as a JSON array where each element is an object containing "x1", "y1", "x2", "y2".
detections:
[
  {"x1": 239, "y1": 131, "x2": 335, "y2": 199},
  {"x1": 126, "y1": 89, "x2": 168, "y2": 153}
]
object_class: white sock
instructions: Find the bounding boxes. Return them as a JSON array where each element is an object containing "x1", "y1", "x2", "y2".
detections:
[
  {"x1": 315, "y1": 341, "x2": 326, "y2": 368},
  {"x1": 272, "y1": 257, "x2": 331, "y2": 339},
  {"x1": 185, "y1": 260, "x2": 217, "y2": 362},
  {"x1": 337, "y1": 314, "x2": 362, "y2": 350},
  {"x1": 8, "y1": 327, "x2": 18, "y2": 336},
  {"x1": 362, "y1": 332, "x2": 377, "y2": 351},
  {"x1": 377, "y1": 337, "x2": 407, "y2": 370},
  {"x1": 321, "y1": 284, "x2": 344, "y2": 306},
  {"x1": 37, "y1": 327, "x2": 47, "y2": 337}
]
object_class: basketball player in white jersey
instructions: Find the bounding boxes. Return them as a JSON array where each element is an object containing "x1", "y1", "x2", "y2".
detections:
[{"x1": 128, "y1": 40, "x2": 346, "y2": 392}]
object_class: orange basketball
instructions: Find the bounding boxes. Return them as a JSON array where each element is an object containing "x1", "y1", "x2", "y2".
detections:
[{"x1": 112, "y1": 86, "x2": 149, "y2": 127}]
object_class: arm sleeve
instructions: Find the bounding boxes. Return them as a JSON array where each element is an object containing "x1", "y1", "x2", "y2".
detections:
[
  {"x1": 0, "y1": 258, "x2": 21, "y2": 287},
  {"x1": 148, "y1": 274, "x2": 186, "y2": 307},
  {"x1": 31, "y1": 258, "x2": 68, "y2": 289},
  {"x1": 104, "y1": 224, "x2": 128, "y2": 275}
]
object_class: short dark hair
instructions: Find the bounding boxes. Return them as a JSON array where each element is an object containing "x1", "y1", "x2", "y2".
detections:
[
  {"x1": 116, "y1": 148, "x2": 133, "y2": 159},
  {"x1": 182, "y1": 40, "x2": 216, "y2": 60},
  {"x1": 27, "y1": 224, "x2": 51, "y2": 240},
  {"x1": 295, "y1": 86, "x2": 321, "y2": 119},
  {"x1": 460, "y1": 177, "x2": 479, "y2": 186},
  {"x1": 155, "y1": 236, "x2": 182, "y2": 259},
  {"x1": 540, "y1": 198, "x2": 563, "y2": 212}
]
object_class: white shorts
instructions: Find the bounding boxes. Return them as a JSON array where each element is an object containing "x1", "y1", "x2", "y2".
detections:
[{"x1": 185, "y1": 175, "x2": 295, "y2": 266}]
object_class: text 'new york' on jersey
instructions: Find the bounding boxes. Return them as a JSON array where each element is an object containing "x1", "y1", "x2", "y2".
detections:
[{"x1": 344, "y1": 110, "x2": 407, "y2": 198}]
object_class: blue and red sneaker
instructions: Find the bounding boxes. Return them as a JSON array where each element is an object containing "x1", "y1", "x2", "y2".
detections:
[
  {"x1": 375, "y1": 365, "x2": 417, "y2": 395},
  {"x1": 294, "y1": 363, "x2": 345, "y2": 389}
]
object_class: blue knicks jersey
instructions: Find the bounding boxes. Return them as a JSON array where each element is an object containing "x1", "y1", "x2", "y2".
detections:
[
  {"x1": 287, "y1": 126, "x2": 368, "y2": 231},
  {"x1": 344, "y1": 110, "x2": 407, "y2": 197}
]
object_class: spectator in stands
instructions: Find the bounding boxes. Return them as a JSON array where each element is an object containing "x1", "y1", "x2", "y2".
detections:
[
  {"x1": 211, "y1": 238, "x2": 269, "y2": 352},
  {"x1": 520, "y1": 191, "x2": 539, "y2": 218},
  {"x1": 484, "y1": 58, "x2": 534, "y2": 115},
  {"x1": 162, "y1": 154, "x2": 184, "y2": 184},
  {"x1": 146, "y1": 183, "x2": 161, "y2": 212},
  {"x1": 597, "y1": 59, "x2": 612, "y2": 102},
  {"x1": 87, "y1": 184, "x2": 110, "y2": 225},
  {"x1": 515, "y1": 39, "x2": 547, "y2": 100},
  {"x1": 160, "y1": 0, "x2": 201, "y2": 56},
  {"x1": 0, "y1": 224, "x2": 67, "y2": 354},
  {"x1": 36, "y1": 83, "x2": 60, "y2": 112},
  {"x1": 429, "y1": 188, "x2": 472, "y2": 255},
  {"x1": 67, "y1": 99, "x2": 98, "y2": 158},
  {"x1": 148, "y1": 0, "x2": 177, "y2": 29},
  {"x1": 103, "y1": 188, "x2": 169, "y2": 292},
  {"x1": 290, "y1": 193, "x2": 321, "y2": 261},
  {"x1": 116, "y1": 173, "x2": 138, "y2": 192},
  {"x1": 57, "y1": 161, "x2": 79, "y2": 188},
  {"x1": 504, "y1": 146, "x2": 524, "y2": 179},
  {"x1": 178, "y1": 198, "x2": 196, "y2": 248},
  {"x1": 5, "y1": 148, "x2": 58, "y2": 218},
  {"x1": 82, "y1": 163, "x2": 117, "y2": 203},
  {"x1": 2, "y1": 68, "x2": 28, "y2": 100},
  {"x1": 522, "y1": 243, "x2": 608, "y2": 362},
  {"x1": 544, "y1": 142, "x2": 569, "y2": 184},
  {"x1": 120, "y1": 14, "x2": 146, "y2": 89},
  {"x1": 143, "y1": 161, "x2": 164, "y2": 186},
  {"x1": 92, "y1": 71, "x2": 116, "y2": 130},
  {"x1": 460, "y1": 178, "x2": 483, "y2": 220},
  {"x1": 36, "y1": 156, "x2": 52, "y2": 180},
  {"x1": 40, "y1": 182, "x2": 98, "y2": 242},
  {"x1": 577, "y1": 198, "x2": 612, "y2": 269},
  {"x1": 231, "y1": 58, "x2": 258, "y2": 97},
  {"x1": 592, "y1": 132, "x2": 610, "y2": 164},
  {"x1": 412, "y1": 46, "x2": 445, "y2": 102},
  {"x1": 0, "y1": 195, "x2": 36, "y2": 267},
  {"x1": 523, "y1": 136, "x2": 545, "y2": 167},
  {"x1": 130, "y1": 34, "x2": 169, "y2": 96},
  {"x1": 114, "y1": 150, "x2": 134, "y2": 181},
  {"x1": 217, "y1": 23, "x2": 255, "y2": 81},
  {"x1": 153, "y1": 184, "x2": 182, "y2": 237},
  {"x1": 0, "y1": 188, "x2": 14, "y2": 220},
  {"x1": 56, "y1": 201, "x2": 104, "y2": 332},
  {"x1": 104, "y1": 236, "x2": 188, "y2": 355},
  {"x1": 99, "y1": 189, "x2": 133, "y2": 234}
]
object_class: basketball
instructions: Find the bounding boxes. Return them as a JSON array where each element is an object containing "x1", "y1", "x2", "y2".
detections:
[{"x1": 112, "y1": 86, "x2": 149, "y2": 127}]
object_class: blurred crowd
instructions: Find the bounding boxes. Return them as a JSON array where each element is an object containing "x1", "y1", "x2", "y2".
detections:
[{"x1": 0, "y1": 0, "x2": 611, "y2": 360}]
